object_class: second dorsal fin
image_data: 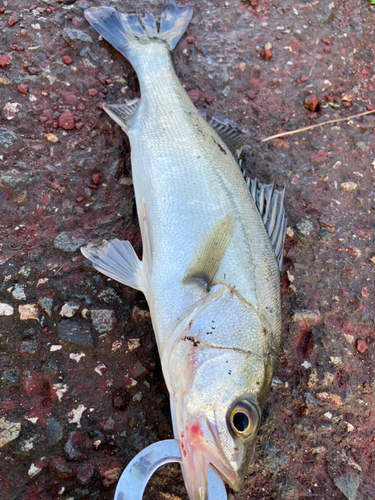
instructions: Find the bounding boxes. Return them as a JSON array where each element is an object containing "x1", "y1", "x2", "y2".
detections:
[
  {"x1": 243, "y1": 173, "x2": 287, "y2": 269},
  {"x1": 199, "y1": 110, "x2": 250, "y2": 157}
]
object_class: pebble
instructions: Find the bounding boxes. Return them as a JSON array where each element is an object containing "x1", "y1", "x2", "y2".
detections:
[
  {"x1": 91, "y1": 309, "x2": 115, "y2": 333},
  {"x1": 57, "y1": 320, "x2": 93, "y2": 347},
  {"x1": 341, "y1": 181, "x2": 357, "y2": 192},
  {"x1": 45, "y1": 133, "x2": 59, "y2": 143},
  {"x1": 67, "y1": 404, "x2": 87, "y2": 427},
  {"x1": 304, "y1": 94, "x2": 321, "y2": 111},
  {"x1": 1, "y1": 369, "x2": 20, "y2": 387},
  {"x1": 18, "y1": 84, "x2": 28, "y2": 94},
  {"x1": 38, "y1": 297, "x2": 53, "y2": 317},
  {"x1": 187, "y1": 36, "x2": 195, "y2": 44},
  {"x1": 20, "y1": 341, "x2": 39, "y2": 354},
  {"x1": 0, "y1": 55, "x2": 12, "y2": 67},
  {"x1": 60, "y1": 302, "x2": 80, "y2": 318},
  {"x1": 316, "y1": 392, "x2": 343, "y2": 407},
  {"x1": 295, "y1": 218, "x2": 314, "y2": 236},
  {"x1": 59, "y1": 110, "x2": 75, "y2": 130},
  {"x1": 63, "y1": 28, "x2": 93, "y2": 43},
  {"x1": 69, "y1": 352, "x2": 85, "y2": 363},
  {"x1": 88, "y1": 88, "x2": 98, "y2": 96},
  {"x1": 63, "y1": 55, "x2": 73, "y2": 65},
  {"x1": 64, "y1": 431, "x2": 85, "y2": 460},
  {"x1": 45, "y1": 418, "x2": 63, "y2": 445},
  {"x1": 54, "y1": 231, "x2": 85, "y2": 252},
  {"x1": 356, "y1": 339, "x2": 367, "y2": 353},
  {"x1": 0, "y1": 303, "x2": 14, "y2": 316},
  {"x1": 8, "y1": 17, "x2": 19, "y2": 27},
  {"x1": 77, "y1": 463, "x2": 95, "y2": 485},
  {"x1": 112, "y1": 389, "x2": 130, "y2": 410},
  {"x1": 291, "y1": 309, "x2": 320, "y2": 322},
  {"x1": 0, "y1": 418, "x2": 21, "y2": 448},
  {"x1": 0, "y1": 126, "x2": 19, "y2": 149},
  {"x1": 333, "y1": 472, "x2": 360, "y2": 500},
  {"x1": 187, "y1": 89, "x2": 201, "y2": 102},
  {"x1": 19, "y1": 304, "x2": 39, "y2": 321}
]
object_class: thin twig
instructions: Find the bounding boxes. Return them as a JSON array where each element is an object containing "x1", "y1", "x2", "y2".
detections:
[{"x1": 261, "y1": 109, "x2": 375, "y2": 142}]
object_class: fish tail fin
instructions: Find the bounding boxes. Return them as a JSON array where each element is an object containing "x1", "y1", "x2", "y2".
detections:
[{"x1": 84, "y1": 2, "x2": 193, "y2": 63}]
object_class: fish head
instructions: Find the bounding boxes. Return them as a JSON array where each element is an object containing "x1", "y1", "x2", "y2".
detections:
[{"x1": 165, "y1": 287, "x2": 279, "y2": 499}]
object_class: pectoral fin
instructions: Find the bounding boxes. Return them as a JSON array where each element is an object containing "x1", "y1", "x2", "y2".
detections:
[
  {"x1": 81, "y1": 239, "x2": 145, "y2": 292},
  {"x1": 103, "y1": 98, "x2": 139, "y2": 134},
  {"x1": 183, "y1": 214, "x2": 235, "y2": 292}
]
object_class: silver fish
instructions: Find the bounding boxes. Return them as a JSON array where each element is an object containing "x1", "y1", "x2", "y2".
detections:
[{"x1": 82, "y1": 3, "x2": 286, "y2": 499}]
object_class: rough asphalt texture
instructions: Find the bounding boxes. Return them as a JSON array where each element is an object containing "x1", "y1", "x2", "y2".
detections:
[{"x1": 0, "y1": 1, "x2": 374, "y2": 499}]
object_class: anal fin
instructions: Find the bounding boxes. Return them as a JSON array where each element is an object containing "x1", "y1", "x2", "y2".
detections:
[
  {"x1": 243, "y1": 173, "x2": 287, "y2": 269},
  {"x1": 81, "y1": 239, "x2": 145, "y2": 292},
  {"x1": 183, "y1": 213, "x2": 235, "y2": 292},
  {"x1": 103, "y1": 98, "x2": 139, "y2": 134}
]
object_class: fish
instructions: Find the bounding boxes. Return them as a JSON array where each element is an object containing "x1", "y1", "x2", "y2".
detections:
[{"x1": 82, "y1": 3, "x2": 286, "y2": 499}]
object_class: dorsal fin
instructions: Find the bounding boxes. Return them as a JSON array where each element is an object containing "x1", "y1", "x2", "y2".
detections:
[
  {"x1": 243, "y1": 173, "x2": 287, "y2": 269},
  {"x1": 208, "y1": 114, "x2": 250, "y2": 157},
  {"x1": 182, "y1": 213, "x2": 235, "y2": 292},
  {"x1": 103, "y1": 98, "x2": 140, "y2": 134}
]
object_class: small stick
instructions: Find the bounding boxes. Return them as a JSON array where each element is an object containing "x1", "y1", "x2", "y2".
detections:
[{"x1": 261, "y1": 109, "x2": 375, "y2": 142}]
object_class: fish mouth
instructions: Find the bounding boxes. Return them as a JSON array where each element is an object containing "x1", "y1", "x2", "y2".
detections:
[{"x1": 178, "y1": 416, "x2": 241, "y2": 499}]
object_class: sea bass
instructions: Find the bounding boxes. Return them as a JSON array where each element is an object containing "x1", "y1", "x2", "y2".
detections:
[{"x1": 82, "y1": 3, "x2": 286, "y2": 499}]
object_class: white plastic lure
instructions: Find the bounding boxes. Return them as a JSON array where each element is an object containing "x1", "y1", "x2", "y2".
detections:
[{"x1": 82, "y1": 3, "x2": 286, "y2": 499}]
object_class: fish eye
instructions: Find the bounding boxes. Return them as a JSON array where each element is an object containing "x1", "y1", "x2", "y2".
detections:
[{"x1": 228, "y1": 400, "x2": 260, "y2": 439}]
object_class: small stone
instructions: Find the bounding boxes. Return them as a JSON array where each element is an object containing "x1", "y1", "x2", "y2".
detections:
[
  {"x1": 0, "y1": 418, "x2": 21, "y2": 448},
  {"x1": 50, "y1": 345, "x2": 62, "y2": 352},
  {"x1": 45, "y1": 133, "x2": 59, "y2": 143},
  {"x1": 316, "y1": 392, "x2": 343, "y2": 407},
  {"x1": 187, "y1": 36, "x2": 195, "y2": 44},
  {"x1": 1, "y1": 369, "x2": 20, "y2": 387},
  {"x1": 63, "y1": 28, "x2": 93, "y2": 43},
  {"x1": 344, "y1": 333, "x2": 355, "y2": 344},
  {"x1": 8, "y1": 17, "x2": 20, "y2": 27},
  {"x1": 98, "y1": 287, "x2": 121, "y2": 303},
  {"x1": 20, "y1": 341, "x2": 39, "y2": 354},
  {"x1": 91, "y1": 172, "x2": 101, "y2": 185},
  {"x1": 333, "y1": 472, "x2": 360, "y2": 500},
  {"x1": 67, "y1": 404, "x2": 87, "y2": 428},
  {"x1": 128, "y1": 338, "x2": 141, "y2": 351},
  {"x1": 53, "y1": 383, "x2": 68, "y2": 402},
  {"x1": 18, "y1": 84, "x2": 28, "y2": 94},
  {"x1": 300, "y1": 75, "x2": 308, "y2": 82},
  {"x1": 38, "y1": 297, "x2": 53, "y2": 317},
  {"x1": 54, "y1": 232, "x2": 85, "y2": 252},
  {"x1": 64, "y1": 431, "x2": 85, "y2": 460},
  {"x1": 77, "y1": 463, "x2": 95, "y2": 485},
  {"x1": 69, "y1": 352, "x2": 85, "y2": 363},
  {"x1": 341, "y1": 181, "x2": 357, "y2": 192},
  {"x1": 296, "y1": 218, "x2": 314, "y2": 236},
  {"x1": 88, "y1": 88, "x2": 98, "y2": 96},
  {"x1": 59, "y1": 110, "x2": 75, "y2": 130},
  {"x1": 101, "y1": 467, "x2": 122, "y2": 487},
  {"x1": 57, "y1": 320, "x2": 93, "y2": 347},
  {"x1": 304, "y1": 94, "x2": 321, "y2": 111},
  {"x1": 63, "y1": 55, "x2": 73, "y2": 65},
  {"x1": 19, "y1": 304, "x2": 39, "y2": 320},
  {"x1": 46, "y1": 418, "x2": 63, "y2": 446},
  {"x1": 112, "y1": 389, "x2": 130, "y2": 410},
  {"x1": 128, "y1": 360, "x2": 148, "y2": 378},
  {"x1": 291, "y1": 309, "x2": 320, "y2": 322},
  {"x1": 187, "y1": 89, "x2": 201, "y2": 102},
  {"x1": 91, "y1": 309, "x2": 115, "y2": 333},
  {"x1": 0, "y1": 55, "x2": 12, "y2": 67},
  {"x1": 51, "y1": 457, "x2": 74, "y2": 478},
  {"x1": 60, "y1": 302, "x2": 80, "y2": 318},
  {"x1": 3, "y1": 102, "x2": 22, "y2": 120},
  {"x1": 356, "y1": 339, "x2": 367, "y2": 353},
  {"x1": 0, "y1": 303, "x2": 14, "y2": 316}
]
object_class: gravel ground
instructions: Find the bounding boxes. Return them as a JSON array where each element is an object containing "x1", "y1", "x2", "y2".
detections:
[{"x1": 0, "y1": 1, "x2": 374, "y2": 499}]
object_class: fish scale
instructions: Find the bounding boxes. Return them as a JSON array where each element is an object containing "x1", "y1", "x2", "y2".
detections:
[{"x1": 82, "y1": 3, "x2": 286, "y2": 499}]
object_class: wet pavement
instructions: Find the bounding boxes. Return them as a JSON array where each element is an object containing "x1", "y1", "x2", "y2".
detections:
[{"x1": 0, "y1": 0, "x2": 374, "y2": 499}]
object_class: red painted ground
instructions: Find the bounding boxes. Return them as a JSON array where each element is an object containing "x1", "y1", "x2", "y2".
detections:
[{"x1": 0, "y1": 1, "x2": 374, "y2": 499}]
